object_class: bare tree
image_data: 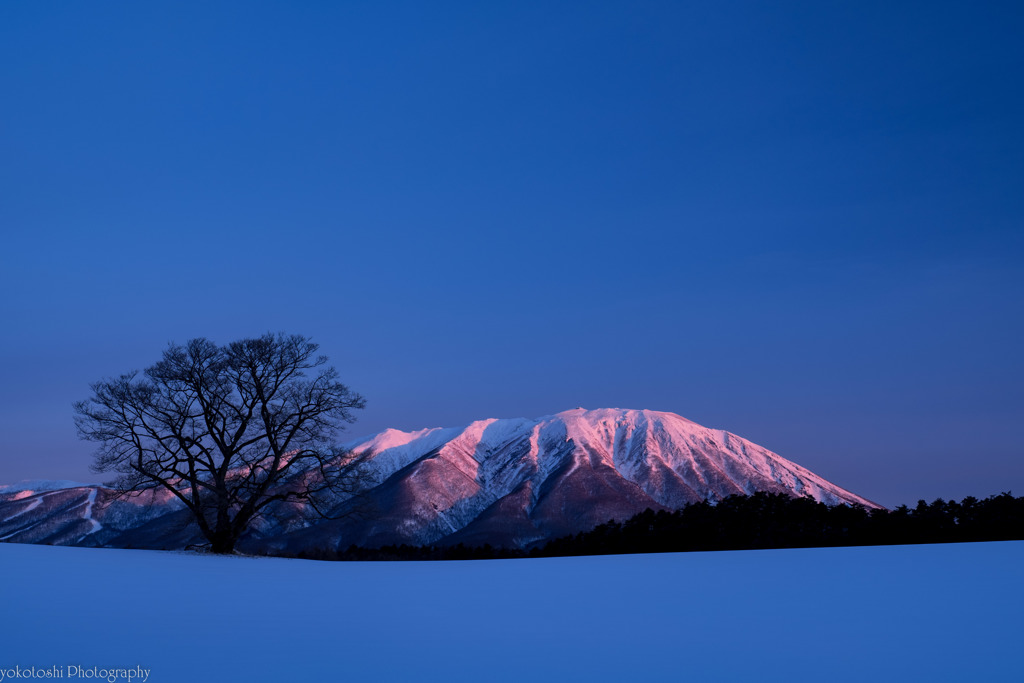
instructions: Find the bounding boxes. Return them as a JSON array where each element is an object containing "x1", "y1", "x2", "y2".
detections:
[{"x1": 74, "y1": 333, "x2": 368, "y2": 554}]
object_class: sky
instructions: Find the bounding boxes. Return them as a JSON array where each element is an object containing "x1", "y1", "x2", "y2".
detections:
[{"x1": 1, "y1": 1, "x2": 1022, "y2": 508}]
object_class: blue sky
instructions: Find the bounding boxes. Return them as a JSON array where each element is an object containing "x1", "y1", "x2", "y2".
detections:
[{"x1": 1, "y1": 1, "x2": 1022, "y2": 507}]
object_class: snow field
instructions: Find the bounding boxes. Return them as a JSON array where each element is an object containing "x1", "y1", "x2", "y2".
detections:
[{"x1": 0, "y1": 541, "x2": 1020, "y2": 682}]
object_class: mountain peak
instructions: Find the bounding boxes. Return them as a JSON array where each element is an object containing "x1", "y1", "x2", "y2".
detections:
[
  {"x1": 0, "y1": 407, "x2": 878, "y2": 551},
  {"x1": 332, "y1": 407, "x2": 877, "y2": 544}
]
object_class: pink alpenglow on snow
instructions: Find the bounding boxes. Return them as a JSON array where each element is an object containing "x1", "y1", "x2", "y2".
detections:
[{"x1": 0, "y1": 408, "x2": 878, "y2": 551}]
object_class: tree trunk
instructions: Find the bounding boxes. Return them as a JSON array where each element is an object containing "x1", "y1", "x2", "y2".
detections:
[{"x1": 209, "y1": 533, "x2": 236, "y2": 554}]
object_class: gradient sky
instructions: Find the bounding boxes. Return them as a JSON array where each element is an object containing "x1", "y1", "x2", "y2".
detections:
[{"x1": 1, "y1": 1, "x2": 1022, "y2": 507}]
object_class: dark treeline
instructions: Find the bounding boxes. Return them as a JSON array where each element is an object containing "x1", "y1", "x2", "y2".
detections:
[
  {"x1": 534, "y1": 491, "x2": 1024, "y2": 558},
  {"x1": 279, "y1": 492, "x2": 1024, "y2": 562}
]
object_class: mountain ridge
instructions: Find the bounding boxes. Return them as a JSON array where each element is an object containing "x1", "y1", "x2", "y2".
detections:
[{"x1": 0, "y1": 407, "x2": 878, "y2": 551}]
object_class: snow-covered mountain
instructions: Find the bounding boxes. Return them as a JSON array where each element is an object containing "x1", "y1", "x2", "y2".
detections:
[{"x1": 0, "y1": 408, "x2": 878, "y2": 551}]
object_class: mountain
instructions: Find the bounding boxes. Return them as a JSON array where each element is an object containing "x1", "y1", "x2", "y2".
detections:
[{"x1": 0, "y1": 408, "x2": 878, "y2": 551}]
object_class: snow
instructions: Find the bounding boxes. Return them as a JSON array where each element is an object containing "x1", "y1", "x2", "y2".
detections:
[
  {"x1": 0, "y1": 516, "x2": 48, "y2": 541},
  {"x1": 341, "y1": 408, "x2": 879, "y2": 515},
  {"x1": 80, "y1": 488, "x2": 101, "y2": 536},
  {"x1": 0, "y1": 410, "x2": 875, "y2": 544},
  {"x1": 0, "y1": 495, "x2": 40, "y2": 522},
  {"x1": 0, "y1": 542, "x2": 1019, "y2": 681},
  {"x1": 345, "y1": 425, "x2": 465, "y2": 482},
  {"x1": 0, "y1": 480, "x2": 95, "y2": 494}
]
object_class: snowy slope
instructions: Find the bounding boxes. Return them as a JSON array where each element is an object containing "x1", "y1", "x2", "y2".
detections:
[
  {"x1": 0, "y1": 408, "x2": 877, "y2": 551},
  {"x1": 298, "y1": 407, "x2": 877, "y2": 549},
  {"x1": 0, "y1": 480, "x2": 96, "y2": 494},
  {"x1": 0, "y1": 542, "x2": 1019, "y2": 682}
]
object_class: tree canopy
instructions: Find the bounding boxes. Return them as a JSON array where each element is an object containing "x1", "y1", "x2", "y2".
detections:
[{"x1": 74, "y1": 333, "x2": 367, "y2": 553}]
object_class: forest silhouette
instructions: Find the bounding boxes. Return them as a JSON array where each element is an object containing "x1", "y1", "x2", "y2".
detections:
[{"x1": 279, "y1": 491, "x2": 1024, "y2": 561}]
